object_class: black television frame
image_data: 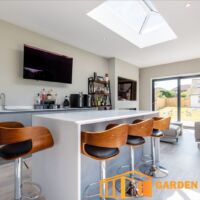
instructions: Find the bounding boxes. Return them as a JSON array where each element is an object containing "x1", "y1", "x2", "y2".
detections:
[{"x1": 23, "y1": 45, "x2": 73, "y2": 84}]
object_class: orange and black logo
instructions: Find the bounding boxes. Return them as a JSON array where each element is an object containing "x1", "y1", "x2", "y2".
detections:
[
  {"x1": 99, "y1": 170, "x2": 199, "y2": 199},
  {"x1": 100, "y1": 170, "x2": 152, "y2": 199}
]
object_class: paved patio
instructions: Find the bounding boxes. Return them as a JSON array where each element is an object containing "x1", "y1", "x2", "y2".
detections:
[{"x1": 157, "y1": 107, "x2": 200, "y2": 126}]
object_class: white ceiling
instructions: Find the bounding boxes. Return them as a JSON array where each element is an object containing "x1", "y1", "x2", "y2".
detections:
[{"x1": 0, "y1": 0, "x2": 199, "y2": 67}]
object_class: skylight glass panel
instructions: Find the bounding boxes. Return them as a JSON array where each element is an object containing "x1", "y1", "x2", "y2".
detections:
[{"x1": 87, "y1": 0, "x2": 177, "y2": 48}]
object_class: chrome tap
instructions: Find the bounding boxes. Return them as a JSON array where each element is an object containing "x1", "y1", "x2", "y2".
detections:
[{"x1": 0, "y1": 92, "x2": 6, "y2": 110}]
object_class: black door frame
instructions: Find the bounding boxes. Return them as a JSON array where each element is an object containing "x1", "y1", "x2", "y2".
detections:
[{"x1": 152, "y1": 74, "x2": 200, "y2": 121}]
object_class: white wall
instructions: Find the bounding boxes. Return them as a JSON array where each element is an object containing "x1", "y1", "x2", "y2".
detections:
[
  {"x1": 0, "y1": 20, "x2": 108, "y2": 106},
  {"x1": 109, "y1": 58, "x2": 139, "y2": 110}
]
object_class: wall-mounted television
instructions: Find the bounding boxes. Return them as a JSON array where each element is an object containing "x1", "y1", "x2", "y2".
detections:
[
  {"x1": 23, "y1": 45, "x2": 73, "y2": 84},
  {"x1": 118, "y1": 77, "x2": 137, "y2": 101}
]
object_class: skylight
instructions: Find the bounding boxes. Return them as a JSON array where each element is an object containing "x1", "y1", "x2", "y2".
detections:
[{"x1": 87, "y1": 0, "x2": 177, "y2": 48}]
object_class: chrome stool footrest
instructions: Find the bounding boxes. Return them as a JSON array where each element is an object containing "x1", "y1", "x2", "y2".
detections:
[
  {"x1": 139, "y1": 136, "x2": 169, "y2": 178},
  {"x1": 83, "y1": 181, "x2": 100, "y2": 199},
  {"x1": 84, "y1": 161, "x2": 106, "y2": 200},
  {"x1": 140, "y1": 164, "x2": 168, "y2": 178},
  {"x1": 22, "y1": 182, "x2": 42, "y2": 200},
  {"x1": 141, "y1": 154, "x2": 153, "y2": 164}
]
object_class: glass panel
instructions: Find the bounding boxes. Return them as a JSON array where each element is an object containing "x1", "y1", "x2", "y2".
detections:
[
  {"x1": 153, "y1": 79, "x2": 178, "y2": 121},
  {"x1": 87, "y1": 0, "x2": 177, "y2": 48},
  {"x1": 180, "y1": 78, "x2": 200, "y2": 127}
]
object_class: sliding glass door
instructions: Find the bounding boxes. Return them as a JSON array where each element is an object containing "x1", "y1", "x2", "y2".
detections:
[
  {"x1": 152, "y1": 75, "x2": 200, "y2": 127},
  {"x1": 152, "y1": 79, "x2": 178, "y2": 121},
  {"x1": 180, "y1": 77, "x2": 200, "y2": 126}
]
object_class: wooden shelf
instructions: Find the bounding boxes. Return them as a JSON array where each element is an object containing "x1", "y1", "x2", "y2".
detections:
[
  {"x1": 89, "y1": 93, "x2": 111, "y2": 96},
  {"x1": 92, "y1": 105, "x2": 112, "y2": 108},
  {"x1": 92, "y1": 80, "x2": 110, "y2": 84}
]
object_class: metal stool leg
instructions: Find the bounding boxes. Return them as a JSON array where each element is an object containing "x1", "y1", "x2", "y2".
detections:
[
  {"x1": 101, "y1": 160, "x2": 106, "y2": 200},
  {"x1": 126, "y1": 146, "x2": 139, "y2": 197},
  {"x1": 130, "y1": 146, "x2": 134, "y2": 172},
  {"x1": 152, "y1": 137, "x2": 157, "y2": 170},
  {"x1": 151, "y1": 137, "x2": 168, "y2": 178},
  {"x1": 140, "y1": 137, "x2": 168, "y2": 178},
  {"x1": 14, "y1": 158, "x2": 42, "y2": 200},
  {"x1": 14, "y1": 158, "x2": 22, "y2": 200},
  {"x1": 141, "y1": 138, "x2": 153, "y2": 164},
  {"x1": 116, "y1": 146, "x2": 141, "y2": 197},
  {"x1": 22, "y1": 161, "x2": 42, "y2": 199},
  {"x1": 84, "y1": 160, "x2": 106, "y2": 200}
]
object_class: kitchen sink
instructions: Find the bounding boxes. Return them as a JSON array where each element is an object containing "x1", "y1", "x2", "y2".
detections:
[
  {"x1": 0, "y1": 108, "x2": 34, "y2": 112},
  {"x1": 0, "y1": 109, "x2": 13, "y2": 113}
]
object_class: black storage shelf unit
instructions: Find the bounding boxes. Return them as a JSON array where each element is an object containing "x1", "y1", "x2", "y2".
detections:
[{"x1": 88, "y1": 78, "x2": 112, "y2": 110}]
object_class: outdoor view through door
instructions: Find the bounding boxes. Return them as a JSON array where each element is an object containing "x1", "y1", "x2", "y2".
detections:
[{"x1": 152, "y1": 75, "x2": 200, "y2": 127}]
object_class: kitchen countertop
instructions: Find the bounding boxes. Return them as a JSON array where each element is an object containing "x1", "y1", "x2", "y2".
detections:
[
  {"x1": 0, "y1": 107, "x2": 95, "y2": 114},
  {"x1": 34, "y1": 110, "x2": 158, "y2": 125}
]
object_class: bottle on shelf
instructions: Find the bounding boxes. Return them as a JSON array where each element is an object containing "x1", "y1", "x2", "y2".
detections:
[
  {"x1": 41, "y1": 88, "x2": 47, "y2": 103},
  {"x1": 105, "y1": 73, "x2": 109, "y2": 82},
  {"x1": 35, "y1": 93, "x2": 41, "y2": 105},
  {"x1": 94, "y1": 72, "x2": 97, "y2": 81},
  {"x1": 89, "y1": 79, "x2": 94, "y2": 93},
  {"x1": 106, "y1": 96, "x2": 110, "y2": 106},
  {"x1": 91, "y1": 96, "x2": 95, "y2": 107}
]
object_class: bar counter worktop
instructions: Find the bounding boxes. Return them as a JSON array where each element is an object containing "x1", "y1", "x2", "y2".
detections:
[
  {"x1": 0, "y1": 107, "x2": 94, "y2": 114},
  {"x1": 33, "y1": 110, "x2": 158, "y2": 124},
  {"x1": 32, "y1": 110, "x2": 158, "y2": 200}
]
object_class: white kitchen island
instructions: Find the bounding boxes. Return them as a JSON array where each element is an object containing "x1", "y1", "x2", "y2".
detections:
[{"x1": 32, "y1": 110, "x2": 158, "y2": 200}]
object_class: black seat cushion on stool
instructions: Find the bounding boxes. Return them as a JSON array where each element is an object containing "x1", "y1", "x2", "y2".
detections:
[
  {"x1": 84, "y1": 144, "x2": 119, "y2": 159},
  {"x1": 127, "y1": 136, "x2": 145, "y2": 146},
  {"x1": 151, "y1": 129, "x2": 164, "y2": 137},
  {"x1": 0, "y1": 140, "x2": 32, "y2": 159}
]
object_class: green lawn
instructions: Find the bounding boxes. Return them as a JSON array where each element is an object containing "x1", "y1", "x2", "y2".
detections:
[{"x1": 158, "y1": 107, "x2": 200, "y2": 122}]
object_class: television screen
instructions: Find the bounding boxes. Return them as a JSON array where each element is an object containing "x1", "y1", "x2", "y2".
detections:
[
  {"x1": 118, "y1": 77, "x2": 137, "y2": 101},
  {"x1": 23, "y1": 45, "x2": 73, "y2": 83}
]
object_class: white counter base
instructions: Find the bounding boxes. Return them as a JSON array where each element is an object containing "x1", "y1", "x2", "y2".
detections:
[{"x1": 32, "y1": 110, "x2": 158, "y2": 200}]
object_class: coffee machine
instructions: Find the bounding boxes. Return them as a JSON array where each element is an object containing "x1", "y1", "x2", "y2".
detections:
[{"x1": 70, "y1": 93, "x2": 83, "y2": 108}]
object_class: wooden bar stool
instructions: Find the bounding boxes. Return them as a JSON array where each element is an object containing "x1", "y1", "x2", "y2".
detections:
[
  {"x1": 81, "y1": 124, "x2": 128, "y2": 200},
  {"x1": 111, "y1": 119, "x2": 153, "y2": 197},
  {"x1": 125, "y1": 119, "x2": 153, "y2": 197},
  {"x1": 0, "y1": 121, "x2": 54, "y2": 200},
  {"x1": 140, "y1": 117, "x2": 171, "y2": 178}
]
